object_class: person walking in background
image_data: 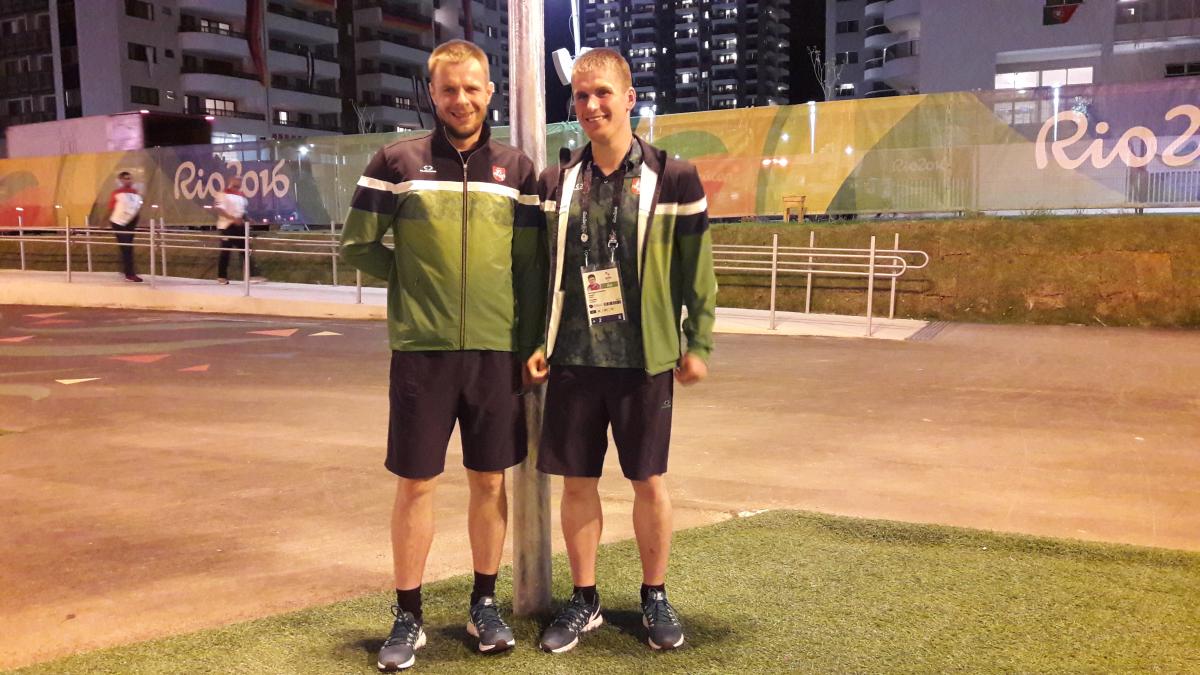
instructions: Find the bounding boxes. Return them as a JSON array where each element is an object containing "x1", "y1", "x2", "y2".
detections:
[
  {"x1": 107, "y1": 171, "x2": 143, "y2": 283},
  {"x1": 214, "y1": 175, "x2": 264, "y2": 284}
]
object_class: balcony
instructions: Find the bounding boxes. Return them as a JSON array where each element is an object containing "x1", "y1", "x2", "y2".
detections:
[
  {"x1": 358, "y1": 69, "x2": 420, "y2": 97},
  {"x1": 865, "y1": 0, "x2": 887, "y2": 18},
  {"x1": 0, "y1": 29, "x2": 50, "y2": 57},
  {"x1": 879, "y1": 39, "x2": 919, "y2": 89},
  {"x1": 1115, "y1": 0, "x2": 1200, "y2": 41},
  {"x1": 354, "y1": 0, "x2": 435, "y2": 27},
  {"x1": 275, "y1": 116, "x2": 341, "y2": 133},
  {"x1": 357, "y1": 33, "x2": 432, "y2": 68},
  {"x1": 0, "y1": 70, "x2": 54, "y2": 95},
  {"x1": 0, "y1": 111, "x2": 55, "y2": 127},
  {"x1": 180, "y1": 65, "x2": 264, "y2": 101},
  {"x1": 884, "y1": 0, "x2": 920, "y2": 33},
  {"x1": 185, "y1": 104, "x2": 267, "y2": 121},
  {"x1": 177, "y1": 0, "x2": 245, "y2": 20},
  {"x1": 267, "y1": 5, "x2": 338, "y2": 44},
  {"x1": 864, "y1": 23, "x2": 896, "y2": 49},
  {"x1": 268, "y1": 49, "x2": 339, "y2": 79},
  {"x1": 271, "y1": 82, "x2": 341, "y2": 114},
  {"x1": 179, "y1": 26, "x2": 249, "y2": 59},
  {"x1": 366, "y1": 104, "x2": 424, "y2": 130}
]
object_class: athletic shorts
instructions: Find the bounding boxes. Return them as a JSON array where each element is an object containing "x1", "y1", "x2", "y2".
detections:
[
  {"x1": 386, "y1": 350, "x2": 527, "y2": 479},
  {"x1": 538, "y1": 365, "x2": 673, "y2": 481}
]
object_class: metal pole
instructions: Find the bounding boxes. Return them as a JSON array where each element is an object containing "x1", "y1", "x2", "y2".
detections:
[
  {"x1": 243, "y1": 224, "x2": 251, "y2": 296},
  {"x1": 65, "y1": 215, "x2": 72, "y2": 282},
  {"x1": 888, "y1": 232, "x2": 899, "y2": 320},
  {"x1": 509, "y1": 0, "x2": 551, "y2": 617},
  {"x1": 149, "y1": 215, "x2": 157, "y2": 287},
  {"x1": 804, "y1": 230, "x2": 814, "y2": 313},
  {"x1": 769, "y1": 233, "x2": 778, "y2": 330},
  {"x1": 159, "y1": 218, "x2": 169, "y2": 278},
  {"x1": 866, "y1": 235, "x2": 877, "y2": 337},
  {"x1": 355, "y1": 269, "x2": 362, "y2": 304},
  {"x1": 17, "y1": 214, "x2": 25, "y2": 270},
  {"x1": 331, "y1": 226, "x2": 339, "y2": 286},
  {"x1": 85, "y1": 215, "x2": 93, "y2": 272}
]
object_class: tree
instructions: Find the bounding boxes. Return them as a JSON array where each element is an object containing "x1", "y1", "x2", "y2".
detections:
[{"x1": 808, "y1": 46, "x2": 846, "y2": 101}]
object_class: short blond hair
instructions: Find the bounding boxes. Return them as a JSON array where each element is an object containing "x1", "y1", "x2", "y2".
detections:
[
  {"x1": 428, "y1": 39, "x2": 490, "y2": 81},
  {"x1": 571, "y1": 48, "x2": 632, "y2": 92}
]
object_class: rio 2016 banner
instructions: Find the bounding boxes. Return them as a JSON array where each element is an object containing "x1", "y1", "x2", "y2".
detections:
[{"x1": 1, "y1": 80, "x2": 1197, "y2": 229}]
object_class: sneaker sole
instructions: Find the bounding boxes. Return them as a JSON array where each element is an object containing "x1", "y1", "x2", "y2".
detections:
[
  {"x1": 542, "y1": 611, "x2": 604, "y2": 654},
  {"x1": 643, "y1": 615, "x2": 685, "y2": 650},
  {"x1": 376, "y1": 630, "x2": 425, "y2": 671},
  {"x1": 466, "y1": 620, "x2": 516, "y2": 654}
]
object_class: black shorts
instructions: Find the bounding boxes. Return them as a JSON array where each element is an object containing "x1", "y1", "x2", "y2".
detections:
[
  {"x1": 386, "y1": 350, "x2": 527, "y2": 479},
  {"x1": 538, "y1": 366, "x2": 673, "y2": 481}
]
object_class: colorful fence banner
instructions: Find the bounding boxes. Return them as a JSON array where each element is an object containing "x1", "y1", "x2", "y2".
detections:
[{"x1": 2, "y1": 80, "x2": 1197, "y2": 229}]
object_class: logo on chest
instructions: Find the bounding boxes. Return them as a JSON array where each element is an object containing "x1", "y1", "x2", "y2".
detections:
[
  {"x1": 631, "y1": 177, "x2": 641, "y2": 196},
  {"x1": 419, "y1": 165, "x2": 436, "y2": 174},
  {"x1": 492, "y1": 165, "x2": 506, "y2": 182}
]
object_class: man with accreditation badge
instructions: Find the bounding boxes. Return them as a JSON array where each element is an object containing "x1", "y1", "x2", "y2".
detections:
[{"x1": 525, "y1": 47, "x2": 717, "y2": 654}]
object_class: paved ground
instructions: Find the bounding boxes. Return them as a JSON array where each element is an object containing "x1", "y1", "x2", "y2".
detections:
[{"x1": 1, "y1": 305, "x2": 1198, "y2": 669}]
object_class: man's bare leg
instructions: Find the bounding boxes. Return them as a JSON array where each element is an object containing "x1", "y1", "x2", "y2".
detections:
[
  {"x1": 631, "y1": 474, "x2": 672, "y2": 585},
  {"x1": 465, "y1": 469, "x2": 507, "y2": 575},
  {"x1": 561, "y1": 476, "x2": 603, "y2": 586},
  {"x1": 392, "y1": 475, "x2": 438, "y2": 590}
]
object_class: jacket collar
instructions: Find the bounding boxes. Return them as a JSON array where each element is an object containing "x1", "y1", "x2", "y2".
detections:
[
  {"x1": 432, "y1": 118, "x2": 492, "y2": 159},
  {"x1": 565, "y1": 134, "x2": 664, "y2": 175}
]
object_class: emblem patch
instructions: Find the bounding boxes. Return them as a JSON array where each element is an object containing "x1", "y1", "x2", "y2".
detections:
[
  {"x1": 492, "y1": 165, "x2": 506, "y2": 182},
  {"x1": 631, "y1": 177, "x2": 641, "y2": 195}
]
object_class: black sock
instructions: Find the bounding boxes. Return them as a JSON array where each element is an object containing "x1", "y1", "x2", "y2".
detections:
[
  {"x1": 396, "y1": 587, "x2": 422, "y2": 624},
  {"x1": 573, "y1": 585, "x2": 599, "y2": 605},
  {"x1": 641, "y1": 583, "x2": 666, "y2": 603},
  {"x1": 471, "y1": 571, "x2": 497, "y2": 605}
]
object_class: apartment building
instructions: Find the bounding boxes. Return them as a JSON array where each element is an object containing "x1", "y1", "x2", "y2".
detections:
[
  {"x1": 0, "y1": 0, "x2": 511, "y2": 152},
  {"x1": 827, "y1": 0, "x2": 1200, "y2": 99},
  {"x1": 581, "y1": 0, "x2": 791, "y2": 115}
]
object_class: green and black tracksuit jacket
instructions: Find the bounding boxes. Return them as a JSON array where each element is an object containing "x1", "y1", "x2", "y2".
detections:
[
  {"x1": 536, "y1": 135, "x2": 718, "y2": 376},
  {"x1": 340, "y1": 123, "x2": 546, "y2": 357}
]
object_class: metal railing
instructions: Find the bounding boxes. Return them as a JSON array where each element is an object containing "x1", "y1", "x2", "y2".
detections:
[
  {"x1": 713, "y1": 232, "x2": 929, "y2": 336},
  {"x1": 3, "y1": 217, "x2": 372, "y2": 305}
]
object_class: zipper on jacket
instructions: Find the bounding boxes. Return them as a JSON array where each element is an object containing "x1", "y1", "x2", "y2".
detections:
[{"x1": 458, "y1": 149, "x2": 471, "y2": 349}]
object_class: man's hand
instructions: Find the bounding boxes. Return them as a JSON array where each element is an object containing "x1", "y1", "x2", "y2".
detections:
[
  {"x1": 674, "y1": 353, "x2": 708, "y2": 385},
  {"x1": 524, "y1": 349, "x2": 549, "y2": 387}
]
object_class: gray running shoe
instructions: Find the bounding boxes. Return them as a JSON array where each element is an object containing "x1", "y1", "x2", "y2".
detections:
[
  {"x1": 377, "y1": 607, "x2": 425, "y2": 671},
  {"x1": 641, "y1": 589, "x2": 685, "y2": 650},
  {"x1": 466, "y1": 596, "x2": 516, "y2": 653},
  {"x1": 539, "y1": 590, "x2": 603, "y2": 653}
]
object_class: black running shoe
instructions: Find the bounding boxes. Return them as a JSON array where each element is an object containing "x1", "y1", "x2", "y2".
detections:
[
  {"x1": 467, "y1": 596, "x2": 516, "y2": 653},
  {"x1": 377, "y1": 607, "x2": 425, "y2": 671},
  {"x1": 539, "y1": 590, "x2": 603, "y2": 653},
  {"x1": 642, "y1": 589, "x2": 685, "y2": 650}
]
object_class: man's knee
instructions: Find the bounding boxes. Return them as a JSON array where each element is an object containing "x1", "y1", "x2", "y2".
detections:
[
  {"x1": 630, "y1": 474, "x2": 669, "y2": 501},
  {"x1": 394, "y1": 475, "x2": 437, "y2": 504},
  {"x1": 562, "y1": 476, "x2": 600, "y2": 500},
  {"x1": 465, "y1": 469, "x2": 505, "y2": 498}
]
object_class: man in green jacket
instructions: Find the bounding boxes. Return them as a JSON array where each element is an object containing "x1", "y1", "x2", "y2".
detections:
[
  {"x1": 525, "y1": 48, "x2": 717, "y2": 654},
  {"x1": 340, "y1": 39, "x2": 544, "y2": 672}
]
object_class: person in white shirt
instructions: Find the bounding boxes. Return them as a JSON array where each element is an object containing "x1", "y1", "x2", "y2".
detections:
[
  {"x1": 214, "y1": 175, "x2": 263, "y2": 284},
  {"x1": 107, "y1": 171, "x2": 144, "y2": 282}
]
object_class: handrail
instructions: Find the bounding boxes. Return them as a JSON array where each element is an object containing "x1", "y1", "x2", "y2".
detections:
[{"x1": 712, "y1": 232, "x2": 929, "y2": 336}]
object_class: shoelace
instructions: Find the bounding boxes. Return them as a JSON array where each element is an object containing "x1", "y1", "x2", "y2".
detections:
[
  {"x1": 471, "y1": 601, "x2": 509, "y2": 633},
  {"x1": 384, "y1": 606, "x2": 421, "y2": 647},
  {"x1": 644, "y1": 596, "x2": 679, "y2": 627},
  {"x1": 554, "y1": 595, "x2": 596, "y2": 632}
]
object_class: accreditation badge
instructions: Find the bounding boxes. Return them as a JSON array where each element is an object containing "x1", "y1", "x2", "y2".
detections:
[{"x1": 581, "y1": 264, "x2": 626, "y2": 325}]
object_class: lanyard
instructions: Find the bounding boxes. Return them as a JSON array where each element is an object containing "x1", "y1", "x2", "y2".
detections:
[{"x1": 578, "y1": 161, "x2": 624, "y2": 267}]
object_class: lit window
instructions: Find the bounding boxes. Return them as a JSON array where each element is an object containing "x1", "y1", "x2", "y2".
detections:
[
  {"x1": 1041, "y1": 69, "x2": 1067, "y2": 87},
  {"x1": 995, "y1": 73, "x2": 1015, "y2": 89},
  {"x1": 1014, "y1": 71, "x2": 1039, "y2": 88},
  {"x1": 1067, "y1": 66, "x2": 1092, "y2": 84}
]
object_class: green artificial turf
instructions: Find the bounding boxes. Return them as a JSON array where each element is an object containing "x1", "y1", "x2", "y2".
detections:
[{"x1": 13, "y1": 510, "x2": 1200, "y2": 674}]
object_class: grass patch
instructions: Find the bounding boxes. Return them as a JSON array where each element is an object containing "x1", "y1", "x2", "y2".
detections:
[{"x1": 14, "y1": 510, "x2": 1200, "y2": 674}]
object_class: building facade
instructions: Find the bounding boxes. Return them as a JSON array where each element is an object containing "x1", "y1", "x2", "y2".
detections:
[
  {"x1": 0, "y1": 0, "x2": 511, "y2": 152},
  {"x1": 826, "y1": 0, "x2": 1200, "y2": 99},
  {"x1": 581, "y1": 0, "x2": 791, "y2": 116}
]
